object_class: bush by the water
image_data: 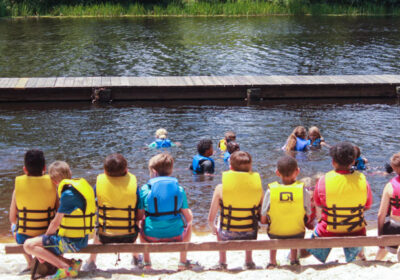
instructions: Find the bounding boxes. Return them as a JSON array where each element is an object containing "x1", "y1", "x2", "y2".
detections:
[{"x1": 0, "y1": 0, "x2": 399, "y2": 17}]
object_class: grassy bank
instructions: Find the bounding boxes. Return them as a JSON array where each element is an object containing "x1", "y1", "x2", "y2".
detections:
[{"x1": 1, "y1": 0, "x2": 400, "y2": 17}]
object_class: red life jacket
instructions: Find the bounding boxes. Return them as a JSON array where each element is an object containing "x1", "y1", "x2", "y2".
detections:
[{"x1": 390, "y1": 176, "x2": 400, "y2": 216}]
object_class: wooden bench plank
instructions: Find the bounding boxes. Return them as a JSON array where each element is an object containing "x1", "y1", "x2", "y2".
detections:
[{"x1": 6, "y1": 235, "x2": 400, "y2": 254}]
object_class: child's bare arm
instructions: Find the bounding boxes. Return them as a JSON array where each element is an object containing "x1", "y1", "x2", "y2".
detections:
[
  {"x1": 9, "y1": 190, "x2": 17, "y2": 225},
  {"x1": 377, "y1": 183, "x2": 391, "y2": 235},
  {"x1": 45, "y1": 213, "x2": 64, "y2": 235},
  {"x1": 181, "y1": 209, "x2": 193, "y2": 225},
  {"x1": 207, "y1": 184, "x2": 222, "y2": 234}
]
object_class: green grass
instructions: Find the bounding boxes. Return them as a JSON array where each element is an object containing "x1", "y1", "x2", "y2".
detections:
[{"x1": 1, "y1": 0, "x2": 400, "y2": 17}]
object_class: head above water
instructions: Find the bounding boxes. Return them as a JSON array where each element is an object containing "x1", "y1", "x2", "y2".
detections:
[
  {"x1": 277, "y1": 155, "x2": 299, "y2": 178},
  {"x1": 48, "y1": 161, "x2": 71, "y2": 185},
  {"x1": 24, "y1": 149, "x2": 45, "y2": 176},
  {"x1": 285, "y1": 126, "x2": 307, "y2": 152},
  {"x1": 104, "y1": 153, "x2": 128, "y2": 177},
  {"x1": 354, "y1": 145, "x2": 361, "y2": 158},
  {"x1": 308, "y1": 126, "x2": 321, "y2": 140},
  {"x1": 224, "y1": 131, "x2": 236, "y2": 142},
  {"x1": 149, "y1": 152, "x2": 174, "y2": 177},
  {"x1": 197, "y1": 138, "x2": 213, "y2": 157},
  {"x1": 155, "y1": 128, "x2": 168, "y2": 140},
  {"x1": 229, "y1": 151, "x2": 252, "y2": 172},
  {"x1": 329, "y1": 142, "x2": 356, "y2": 169},
  {"x1": 227, "y1": 141, "x2": 240, "y2": 154}
]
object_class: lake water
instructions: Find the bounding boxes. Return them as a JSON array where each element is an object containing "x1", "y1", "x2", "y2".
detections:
[{"x1": 0, "y1": 99, "x2": 399, "y2": 240}]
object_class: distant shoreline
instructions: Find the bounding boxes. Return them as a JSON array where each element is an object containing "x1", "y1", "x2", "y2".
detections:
[{"x1": 1, "y1": 1, "x2": 400, "y2": 18}]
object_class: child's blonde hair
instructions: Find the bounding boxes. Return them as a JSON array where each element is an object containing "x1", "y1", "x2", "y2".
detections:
[
  {"x1": 391, "y1": 152, "x2": 400, "y2": 169},
  {"x1": 48, "y1": 161, "x2": 71, "y2": 183},
  {"x1": 155, "y1": 128, "x2": 168, "y2": 140},
  {"x1": 149, "y1": 153, "x2": 174, "y2": 176},
  {"x1": 308, "y1": 126, "x2": 322, "y2": 139},
  {"x1": 285, "y1": 126, "x2": 306, "y2": 152}
]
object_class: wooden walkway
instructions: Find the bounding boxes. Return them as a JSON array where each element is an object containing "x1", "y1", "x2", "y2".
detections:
[{"x1": 0, "y1": 75, "x2": 399, "y2": 102}]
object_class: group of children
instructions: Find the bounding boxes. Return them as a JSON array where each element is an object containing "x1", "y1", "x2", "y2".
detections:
[{"x1": 9, "y1": 127, "x2": 400, "y2": 279}]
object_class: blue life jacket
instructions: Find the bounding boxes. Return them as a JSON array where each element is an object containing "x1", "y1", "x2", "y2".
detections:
[
  {"x1": 155, "y1": 139, "x2": 172, "y2": 148},
  {"x1": 354, "y1": 157, "x2": 366, "y2": 170},
  {"x1": 223, "y1": 152, "x2": 231, "y2": 163},
  {"x1": 145, "y1": 177, "x2": 183, "y2": 220},
  {"x1": 192, "y1": 154, "x2": 215, "y2": 174},
  {"x1": 295, "y1": 137, "x2": 310, "y2": 151},
  {"x1": 311, "y1": 138, "x2": 322, "y2": 147}
]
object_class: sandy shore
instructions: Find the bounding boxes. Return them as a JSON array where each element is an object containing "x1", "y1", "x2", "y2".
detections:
[{"x1": 1, "y1": 230, "x2": 400, "y2": 279}]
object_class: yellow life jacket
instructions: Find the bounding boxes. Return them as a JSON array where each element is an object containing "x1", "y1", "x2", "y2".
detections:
[
  {"x1": 15, "y1": 175, "x2": 56, "y2": 236},
  {"x1": 96, "y1": 172, "x2": 138, "y2": 236},
  {"x1": 218, "y1": 139, "x2": 227, "y2": 152},
  {"x1": 57, "y1": 178, "x2": 96, "y2": 238},
  {"x1": 220, "y1": 170, "x2": 262, "y2": 232},
  {"x1": 324, "y1": 170, "x2": 367, "y2": 233},
  {"x1": 267, "y1": 181, "x2": 305, "y2": 236}
]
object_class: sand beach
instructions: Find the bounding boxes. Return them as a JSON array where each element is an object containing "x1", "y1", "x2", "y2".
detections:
[{"x1": 1, "y1": 230, "x2": 400, "y2": 280}]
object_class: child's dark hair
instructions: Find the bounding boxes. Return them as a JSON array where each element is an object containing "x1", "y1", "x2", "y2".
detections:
[
  {"x1": 104, "y1": 153, "x2": 128, "y2": 177},
  {"x1": 225, "y1": 131, "x2": 236, "y2": 142},
  {"x1": 391, "y1": 152, "x2": 400, "y2": 170},
  {"x1": 197, "y1": 139, "x2": 213, "y2": 156},
  {"x1": 329, "y1": 142, "x2": 356, "y2": 167},
  {"x1": 277, "y1": 155, "x2": 298, "y2": 177},
  {"x1": 227, "y1": 141, "x2": 240, "y2": 154},
  {"x1": 230, "y1": 151, "x2": 252, "y2": 172},
  {"x1": 354, "y1": 145, "x2": 361, "y2": 158},
  {"x1": 24, "y1": 149, "x2": 45, "y2": 176}
]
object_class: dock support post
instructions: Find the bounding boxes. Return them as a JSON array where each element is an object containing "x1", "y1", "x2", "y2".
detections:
[{"x1": 246, "y1": 88, "x2": 262, "y2": 102}]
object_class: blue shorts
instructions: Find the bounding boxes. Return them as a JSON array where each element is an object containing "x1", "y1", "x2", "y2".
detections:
[
  {"x1": 306, "y1": 230, "x2": 362, "y2": 263},
  {"x1": 42, "y1": 235, "x2": 88, "y2": 256},
  {"x1": 12, "y1": 224, "x2": 33, "y2": 245}
]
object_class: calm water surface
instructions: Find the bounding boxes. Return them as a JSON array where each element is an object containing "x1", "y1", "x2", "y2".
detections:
[
  {"x1": 0, "y1": 16, "x2": 399, "y2": 76},
  {"x1": 0, "y1": 100, "x2": 399, "y2": 240}
]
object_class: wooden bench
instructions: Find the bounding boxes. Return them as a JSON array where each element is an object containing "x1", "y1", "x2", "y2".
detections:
[{"x1": 5, "y1": 235, "x2": 400, "y2": 255}]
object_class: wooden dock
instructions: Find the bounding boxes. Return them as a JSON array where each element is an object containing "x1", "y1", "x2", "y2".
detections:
[{"x1": 0, "y1": 75, "x2": 399, "y2": 102}]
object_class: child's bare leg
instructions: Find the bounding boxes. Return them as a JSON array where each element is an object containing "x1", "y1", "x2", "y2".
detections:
[
  {"x1": 179, "y1": 224, "x2": 192, "y2": 263},
  {"x1": 290, "y1": 249, "x2": 298, "y2": 262},
  {"x1": 23, "y1": 237, "x2": 69, "y2": 269},
  {"x1": 269, "y1": 249, "x2": 277, "y2": 265},
  {"x1": 245, "y1": 250, "x2": 253, "y2": 264},
  {"x1": 86, "y1": 234, "x2": 101, "y2": 264},
  {"x1": 139, "y1": 234, "x2": 151, "y2": 264},
  {"x1": 216, "y1": 232, "x2": 227, "y2": 264},
  {"x1": 22, "y1": 253, "x2": 33, "y2": 269},
  {"x1": 376, "y1": 247, "x2": 388, "y2": 261}
]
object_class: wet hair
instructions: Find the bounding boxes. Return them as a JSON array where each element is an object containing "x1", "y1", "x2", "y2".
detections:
[
  {"x1": 155, "y1": 128, "x2": 168, "y2": 140},
  {"x1": 285, "y1": 126, "x2": 307, "y2": 152},
  {"x1": 230, "y1": 151, "x2": 252, "y2": 172},
  {"x1": 308, "y1": 126, "x2": 322, "y2": 139},
  {"x1": 391, "y1": 152, "x2": 400, "y2": 170},
  {"x1": 48, "y1": 161, "x2": 72, "y2": 183},
  {"x1": 354, "y1": 145, "x2": 361, "y2": 158},
  {"x1": 227, "y1": 141, "x2": 240, "y2": 154},
  {"x1": 24, "y1": 149, "x2": 45, "y2": 176},
  {"x1": 329, "y1": 142, "x2": 356, "y2": 167},
  {"x1": 104, "y1": 153, "x2": 128, "y2": 177},
  {"x1": 224, "y1": 131, "x2": 236, "y2": 142},
  {"x1": 277, "y1": 155, "x2": 298, "y2": 177},
  {"x1": 385, "y1": 163, "x2": 394, "y2": 174},
  {"x1": 197, "y1": 139, "x2": 213, "y2": 156},
  {"x1": 149, "y1": 153, "x2": 174, "y2": 176}
]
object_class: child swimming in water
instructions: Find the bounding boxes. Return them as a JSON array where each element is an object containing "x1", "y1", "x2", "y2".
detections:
[
  {"x1": 308, "y1": 126, "x2": 329, "y2": 149},
  {"x1": 148, "y1": 128, "x2": 180, "y2": 149},
  {"x1": 218, "y1": 131, "x2": 236, "y2": 152},
  {"x1": 283, "y1": 126, "x2": 310, "y2": 152},
  {"x1": 353, "y1": 145, "x2": 368, "y2": 171},
  {"x1": 224, "y1": 141, "x2": 240, "y2": 163}
]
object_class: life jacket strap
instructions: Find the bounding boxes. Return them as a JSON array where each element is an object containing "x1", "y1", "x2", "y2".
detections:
[
  {"x1": 16, "y1": 207, "x2": 55, "y2": 233},
  {"x1": 61, "y1": 212, "x2": 95, "y2": 233},
  {"x1": 98, "y1": 205, "x2": 137, "y2": 233},
  {"x1": 390, "y1": 195, "x2": 400, "y2": 209},
  {"x1": 323, "y1": 204, "x2": 365, "y2": 232},
  {"x1": 146, "y1": 195, "x2": 181, "y2": 217},
  {"x1": 219, "y1": 200, "x2": 260, "y2": 231}
]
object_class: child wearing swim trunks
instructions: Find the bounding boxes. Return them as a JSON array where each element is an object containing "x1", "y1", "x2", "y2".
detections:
[
  {"x1": 307, "y1": 142, "x2": 372, "y2": 263},
  {"x1": 353, "y1": 145, "x2": 368, "y2": 171},
  {"x1": 261, "y1": 155, "x2": 314, "y2": 268},
  {"x1": 208, "y1": 151, "x2": 264, "y2": 270},
  {"x1": 84, "y1": 154, "x2": 143, "y2": 270},
  {"x1": 148, "y1": 128, "x2": 180, "y2": 149},
  {"x1": 9, "y1": 150, "x2": 57, "y2": 272},
  {"x1": 376, "y1": 152, "x2": 400, "y2": 261},
  {"x1": 190, "y1": 139, "x2": 215, "y2": 174},
  {"x1": 218, "y1": 131, "x2": 236, "y2": 152},
  {"x1": 224, "y1": 141, "x2": 240, "y2": 163},
  {"x1": 308, "y1": 126, "x2": 329, "y2": 149},
  {"x1": 283, "y1": 126, "x2": 310, "y2": 152},
  {"x1": 138, "y1": 153, "x2": 197, "y2": 270},
  {"x1": 24, "y1": 161, "x2": 96, "y2": 279}
]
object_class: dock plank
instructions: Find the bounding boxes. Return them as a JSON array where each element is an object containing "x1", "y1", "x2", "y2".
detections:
[
  {"x1": 15, "y1": 78, "x2": 29, "y2": 89},
  {"x1": 101, "y1": 77, "x2": 111, "y2": 87},
  {"x1": 63, "y1": 77, "x2": 75, "y2": 87},
  {"x1": 26, "y1": 78, "x2": 38, "y2": 88},
  {"x1": 92, "y1": 77, "x2": 102, "y2": 87},
  {"x1": 7, "y1": 78, "x2": 19, "y2": 88},
  {"x1": 189, "y1": 76, "x2": 204, "y2": 86},
  {"x1": 55, "y1": 77, "x2": 65, "y2": 88},
  {"x1": 111, "y1": 77, "x2": 121, "y2": 87},
  {"x1": 120, "y1": 76, "x2": 129, "y2": 86},
  {"x1": 73, "y1": 77, "x2": 85, "y2": 87},
  {"x1": 81, "y1": 77, "x2": 93, "y2": 87}
]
